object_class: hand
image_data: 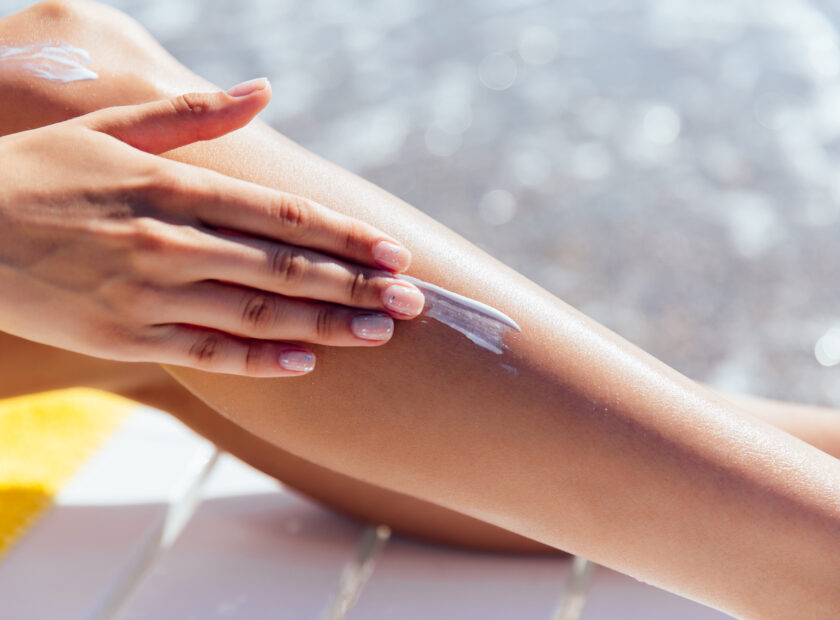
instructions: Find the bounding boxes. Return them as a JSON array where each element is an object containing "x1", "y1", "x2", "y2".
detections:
[{"x1": 0, "y1": 79, "x2": 425, "y2": 376}]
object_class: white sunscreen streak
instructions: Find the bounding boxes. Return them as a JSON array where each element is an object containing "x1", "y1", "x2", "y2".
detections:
[
  {"x1": 397, "y1": 275, "x2": 521, "y2": 354},
  {"x1": 500, "y1": 363, "x2": 519, "y2": 376},
  {"x1": 0, "y1": 41, "x2": 97, "y2": 83}
]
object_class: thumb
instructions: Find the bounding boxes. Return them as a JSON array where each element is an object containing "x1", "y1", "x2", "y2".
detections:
[{"x1": 79, "y1": 78, "x2": 271, "y2": 154}]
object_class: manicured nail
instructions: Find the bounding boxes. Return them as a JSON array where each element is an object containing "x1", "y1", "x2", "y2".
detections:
[
  {"x1": 278, "y1": 349, "x2": 315, "y2": 372},
  {"x1": 374, "y1": 240, "x2": 411, "y2": 271},
  {"x1": 382, "y1": 284, "x2": 425, "y2": 316},
  {"x1": 352, "y1": 313, "x2": 394, "y2": 341},
  {"x1": 226, "y1": 77, "x2": 269, "y2": 97}
]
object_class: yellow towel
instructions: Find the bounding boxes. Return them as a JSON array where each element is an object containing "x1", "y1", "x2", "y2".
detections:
[{"x1": 0, "y1": 388, "x2": 134, "y2": 559}]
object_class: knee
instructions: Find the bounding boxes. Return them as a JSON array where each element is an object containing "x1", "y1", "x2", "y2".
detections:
[
  {"x1": 23, "y1": 1, "x2": 82, "y2": 20},
  {"x1": 18, "y1": 0, "x2": 158, "y2": 57},
  {"x1": 21, "y1": 0, "x2": 131, "y2": 28},
  {"x1": 5, "y1": 1, "x2": 150, "y2": 68},
  {"x1": 0, "y1": 1, "x2": 184, "y2": 133}
]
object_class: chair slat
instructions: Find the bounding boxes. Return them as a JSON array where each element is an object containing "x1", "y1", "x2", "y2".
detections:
[
  {"x1": 0, "y1": 408, "x2": 212, "y2": 620},
  {"x1": 117, "y1": 453, "x2": 366, "y2": 620},
  {"x1": 347, "y1": 537, "x2": 572, "y2": 620},
  {"x1": 580, "y1": 566, "x2": 733, "y2": 619}
]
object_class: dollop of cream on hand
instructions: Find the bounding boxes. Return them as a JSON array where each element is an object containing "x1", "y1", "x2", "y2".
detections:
[{"x1": 0, "y1": 41, "x2": 97, "y2": 83}]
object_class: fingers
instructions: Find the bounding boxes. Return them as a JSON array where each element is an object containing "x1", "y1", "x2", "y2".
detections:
[
  {"x1": 79, "y1": 82, "x2": 413, "y2": 272},
  {"x1": 133, "y1": 278, "x2": 400, "y2": 377},
  {"x1": 144, "y1": 324, "x2": 317, "y2": 377},
  {"x1": 149, "y1": 282, "x2": 398, "y2": 346},
  {"x1": 194, "y1": 171, "x2": 411, "y2": 272},
  {"x1": 78, "y1": 78, "x2": 271, "y2": 154},
  {"x1": 148, "y1": 161, "x2": 412, "y2": 272},
  {"x1": 154, "y1": 227, "x2": 424, "y2": 318}
]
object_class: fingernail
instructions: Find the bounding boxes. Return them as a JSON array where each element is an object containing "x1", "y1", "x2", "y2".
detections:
[
  {"x1": 278, "y1": 349, "x2": 315, "y2": 372},
  {"x1": 374, "y1": 240, "x2": 411, "y2": 271},
  {"x1": 382, "y1": 284, "x2": 425, "y2": 316},
  {"x1": 226, "y1": 77, "x2": 269, "y2": 97},
  {"x1": 352, "y1": 313, "x2": 394, "y2": 341}
]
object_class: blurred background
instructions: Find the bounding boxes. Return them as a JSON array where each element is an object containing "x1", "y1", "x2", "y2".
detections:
[{"x1": 4, "y1": 0, "x2": 840, "y2": 406}]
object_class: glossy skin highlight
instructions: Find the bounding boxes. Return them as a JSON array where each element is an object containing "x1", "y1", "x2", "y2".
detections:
[{"x1": 0, "y1": 3, "x2": 838, "y2": 618}]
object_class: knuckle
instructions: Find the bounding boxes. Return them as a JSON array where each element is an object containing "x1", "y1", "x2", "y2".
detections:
[
  {"x1": 240, "y1": 293, "x2": 277, "y2": 332},
  {"x1": 168, "y1": 92, "x2": 223, "y2": 144},
  {"x1": 114, "y1": 157, "x2": 173, "y2": 205},
  {"x1": 269, "y1": 247, "x2": 308, "y2": 285},
  {"x1": 346, "y1": 271, "x2": 373, "y2": 305},
  {"x1": 142, "y1": 163, "x2": 181, "y2": 197},
  {"x1": 93, "y1": 322, "x2": 142, "y2": 358},
  {"x1": 126, "y1": 330, "x2": 162, "y2": 360},
  {"x1": 125, "y1": 219, "x2": 200, "y2": 279},
  {"x1": 129, "y1": 217, "x2": 170, "y2": 253},
  {"x1": 314, "y1": 307, "x2": 338, "y2": 340},
  {"x1": 188, "y1": 333, "x2": 224, "y2": 366},
  {"x1": 342, "y1": 220, "x2": 369, "y2": 255},
  {"x1": 29, "y1": 1, "x2": 79, "y2": 21},
  {"x1": 29, "y1": 0, "x2": 124, "y2": 25},
  {"x1": 170, "y1": 92, "x2": 210, "y2": 119},
  {"x1": 136, "y1": 324, "x2": 174, "y2": 351},
  {"x1": 270, "y1": 196, "x2": 310, "y2": 233},
  {"x1": 103, "y1": 324, "x2": 163, "y2": 363},
  {"x1": 243, "y1": 342, "x2": 263, "y2": 374}
]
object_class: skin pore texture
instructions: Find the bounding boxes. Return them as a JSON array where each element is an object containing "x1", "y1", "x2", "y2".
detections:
[{"x1": 0, "y1": 3, "x2": 838, "y2": 618}]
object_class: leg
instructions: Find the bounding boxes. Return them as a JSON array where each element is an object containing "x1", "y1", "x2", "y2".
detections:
[
  {"x1": 2, "y1": 4, "x2": 839, "y2": 616},
  {"x1": 717, "y1": 389, "x2": 840, "y2": 460},
  {"x1": 1, "y1": 330, "x2": 839, "y2": 558},
  {"x1": 0, "y1": 331, "x2": 550, "y2": 553}
]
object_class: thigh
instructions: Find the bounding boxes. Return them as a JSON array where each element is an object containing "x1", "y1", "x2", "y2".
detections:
[{"x1": 0, "y1": 1, "x2": 206, "y2": 137}]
